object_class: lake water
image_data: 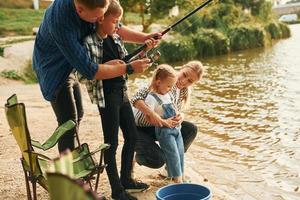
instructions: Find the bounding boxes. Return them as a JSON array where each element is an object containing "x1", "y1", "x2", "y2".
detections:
[{"x1": 129, "y1": 24, "x2": 300, "y2": 199}]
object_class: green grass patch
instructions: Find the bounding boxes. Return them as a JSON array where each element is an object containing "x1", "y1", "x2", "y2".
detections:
[
  {"x1": 0, "y1": 60, "x2": 37, "y2": 83},
  {"x1": 0, "y1": 70, "x2": 22, "y2": 80},
  {"x1": 0, "y1": 8, "x2": 45, "y2": 36}
]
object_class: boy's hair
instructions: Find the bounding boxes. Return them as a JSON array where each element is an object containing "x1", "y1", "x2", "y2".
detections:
[
  {"x1": 105, "y1": 0, "x2": 123, "y2": 17},
  {"x1": 149, "y1": 64, "x2": 177, "y2": 92},
  {"x1": 75, "y1": 0, "x2": 108, "y2": 9}
]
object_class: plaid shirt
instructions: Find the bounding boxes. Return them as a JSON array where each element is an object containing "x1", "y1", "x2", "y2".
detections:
[{"x1": 78, "y1": 32, "x2": 128, "y2": 108}]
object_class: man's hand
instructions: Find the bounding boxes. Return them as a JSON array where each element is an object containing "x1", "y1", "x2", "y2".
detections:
[
  {"x1": 144, "y1": 32, "x2": 162, "y2": 42},
  {"x1": 130, "y1": 58, "x2": 151, "y2": 73},
  {"x1": 105, "y1": 59, "x2": 125, "y2": 65}
]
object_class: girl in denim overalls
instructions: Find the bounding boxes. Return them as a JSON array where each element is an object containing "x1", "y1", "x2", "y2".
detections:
[{"x1": 145, "y1": 64, "x2": 184, "y2": 183}]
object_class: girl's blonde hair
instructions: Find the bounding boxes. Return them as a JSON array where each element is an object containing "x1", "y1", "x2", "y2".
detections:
[
  {"x1": 149, "y1": 64, "x2": 177, "y2": 92},
  {"x1": 105, "y1": 0, "x2": 123, "y2": 17}
]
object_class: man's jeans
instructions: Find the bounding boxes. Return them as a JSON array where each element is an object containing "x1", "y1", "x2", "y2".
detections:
[{"x1": 50, "y1": 74, "x2": 84, "y2": 153}]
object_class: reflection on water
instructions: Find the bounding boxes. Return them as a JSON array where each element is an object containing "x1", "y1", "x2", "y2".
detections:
[{"x1": 129, "y1": 24, "x2": 300, "y2": 199}]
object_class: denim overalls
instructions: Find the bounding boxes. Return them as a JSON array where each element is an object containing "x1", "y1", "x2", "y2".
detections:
[{"x1": 150, "y1": 92, "x2": 184, "y2": 178}]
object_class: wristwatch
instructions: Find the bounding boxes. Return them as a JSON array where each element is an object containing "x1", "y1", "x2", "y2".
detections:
[{"x1": 126, "y1": 63, "x2": 134, "y2": 75}]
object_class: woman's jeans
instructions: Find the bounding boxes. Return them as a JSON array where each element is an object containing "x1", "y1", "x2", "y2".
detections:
[
  {"x1": 50, "y1": 74, "x2": 84, "y2": 153},
  {"x1": 98, "y1": 88, "x2": 137, "y2": 197},
  {"x1": 155, "y1": 103, "x2": 184, "y2": 177},
  {"x1": 135, "y1": 121, "x2": 197, "y2": 169}
]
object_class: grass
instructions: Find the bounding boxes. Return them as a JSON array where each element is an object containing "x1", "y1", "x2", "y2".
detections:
[
  {"x1": 0, "y1": 60, "x2": 38, "y2": 84},
  {"x1": 0, "y1": 8, "x2": 45, "y2": 36}
]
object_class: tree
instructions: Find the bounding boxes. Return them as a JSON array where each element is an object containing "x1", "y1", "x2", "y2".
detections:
[{"x1": 121, "y1": 0, "x2": 185, "y2": 32}]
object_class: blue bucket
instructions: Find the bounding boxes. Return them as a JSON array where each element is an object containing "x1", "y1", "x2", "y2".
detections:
[{"x1": 156, "y1": 183, "x2": 211, "y2": 200}]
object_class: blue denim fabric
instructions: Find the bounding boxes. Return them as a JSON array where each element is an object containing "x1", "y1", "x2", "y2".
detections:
[{"x1": 151, "y1": 93, "x2": 184, "y2": 177}]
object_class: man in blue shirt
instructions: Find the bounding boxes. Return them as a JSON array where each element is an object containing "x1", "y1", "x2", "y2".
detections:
[{"x1": 33, "y1": 0, "x2": 158, "y2": 153}]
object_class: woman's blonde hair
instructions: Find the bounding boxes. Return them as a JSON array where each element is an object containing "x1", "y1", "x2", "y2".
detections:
[
  {"x1": 105, "y1": 0, "x2": 123, "y2": 17},
  {"x1": 149, "y1": 64, "x2": 177, "y2": 92},
  {"x1": 181, "y1": 60, "x2": 204, "y2": 81},
  {"x1": 180, "y1": 60, "x2": 204, "y2": 108}
]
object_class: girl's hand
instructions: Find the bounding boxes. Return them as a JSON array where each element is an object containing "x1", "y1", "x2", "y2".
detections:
[
  {"x1": 146, "y1": 112, "x2": 164, "y2": 127},
  {"x1": 172, "y1": 113, "x2": 184, "y2": 124},
  {"x1": 164, "y1": 118, "x2": 178, "y2": 128}
]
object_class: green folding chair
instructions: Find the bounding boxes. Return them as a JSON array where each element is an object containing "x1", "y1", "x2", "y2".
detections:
[{"x1": 5, "y1": 94, "x2": 110, "y2": 200}]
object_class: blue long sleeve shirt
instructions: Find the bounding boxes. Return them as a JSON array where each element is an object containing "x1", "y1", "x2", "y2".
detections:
[{"x1": 33, "y1": 0, "x2": 98, "y2": 101}]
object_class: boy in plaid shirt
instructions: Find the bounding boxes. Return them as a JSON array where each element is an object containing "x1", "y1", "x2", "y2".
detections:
[{"x1": 79, "y1": 1, "x2": 157, "y2": 199}]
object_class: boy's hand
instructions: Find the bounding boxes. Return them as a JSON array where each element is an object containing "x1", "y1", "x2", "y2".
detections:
[
  {"x1": 130, "y1": 58, "x2": 151, "y2": 73},
  {"x1": 105, "y1": 59, "x2": 125, "y2": 65}
]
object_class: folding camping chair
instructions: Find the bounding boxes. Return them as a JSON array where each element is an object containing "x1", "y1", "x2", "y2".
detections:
[{"x1": 5, "y1": 94, "x2": 110, "y2": 200}]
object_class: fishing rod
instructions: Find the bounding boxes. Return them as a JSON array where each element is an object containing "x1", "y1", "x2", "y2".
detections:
[{"x1": 123, "y1": 0, "x2": 214, "y2": 62}]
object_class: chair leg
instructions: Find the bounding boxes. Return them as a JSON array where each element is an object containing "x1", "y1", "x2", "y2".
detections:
[
  {"x1": 24, "y1": 171, "x2": 32, "y2": 200},
  {"x1": 32, "y1": 182, "x2": 37, "y2": 200},
  {"x1": 94, "y1": 171, "x2": 101, "y2": 192}
]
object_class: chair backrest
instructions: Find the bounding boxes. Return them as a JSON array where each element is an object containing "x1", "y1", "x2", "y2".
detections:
[
  {"x1": 47, "y1": 173, "x2": 98, "y2": 200},
  {"x1": 5, "y1": 94, "x2": 44, "y2": 180}
]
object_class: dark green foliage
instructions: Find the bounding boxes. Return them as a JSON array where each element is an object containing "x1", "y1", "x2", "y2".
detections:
[
  {"x1": 193, "y1": 29, "x2": 229, "y2": 57},
  {"x1": 265, "y1": 22, "x2": 291, "y2": 39},
  {"x1": 159, "y1": 36, "x2": 196, "y2": 63},
  {"x1": 265, "y1": 22, "x2": 282, "y2": 39},
  {"x1": 229, "y1": 25, "x2": 266, "y2": 51},
  {"x1": 278, "y1": 23, "x2": 291, "y2": 38}
]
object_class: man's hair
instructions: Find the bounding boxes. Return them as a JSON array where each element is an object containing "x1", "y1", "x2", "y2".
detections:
[{"x1": 75, "y1": 0, "x2": 108, "y2": 9}]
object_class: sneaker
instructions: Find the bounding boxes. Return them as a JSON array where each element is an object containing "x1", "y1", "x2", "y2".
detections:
[
  {"x1": 111, "y1": 190, "x2": 137, "y2": 200},
  {"x1": 123, "y1": 179, "x2": 150, "y2": 193}
]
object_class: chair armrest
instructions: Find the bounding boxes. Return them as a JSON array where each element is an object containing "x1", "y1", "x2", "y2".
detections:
[
  {"x1": 24, "y1": 150, "x2": 52, "y2": 161},
  {"x1": 31, "y1": 120, "x2": 76, "y2": 151},
  {"x1": 72, "y1": 144, "x2": 110, "y2": 163},
  {"x1": 89, "y1": 143, "x2": 110, "y2": 156}
]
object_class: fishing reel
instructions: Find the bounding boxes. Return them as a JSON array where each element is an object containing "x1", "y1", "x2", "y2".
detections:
[{"x1": 146, "y1": 49, "x2": 161, "y2": 64}]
